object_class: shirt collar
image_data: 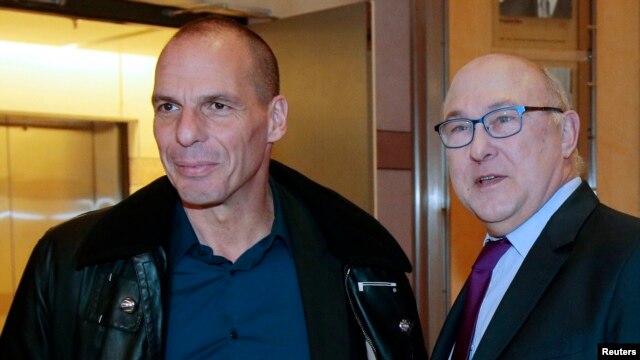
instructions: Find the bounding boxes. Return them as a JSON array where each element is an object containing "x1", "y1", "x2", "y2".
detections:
[
  {"x1": 168, "y1": 177, "x2": 289, "y2": 267},
  {"x1": 169, "y1": 201, "x2": 197, "y2": 267},
  {"x1": 269, "y1": 176, "x2": 289, "y2": 246},
  {"x1": 484, "y1": 177, "x2": 582, "y2": 257}
]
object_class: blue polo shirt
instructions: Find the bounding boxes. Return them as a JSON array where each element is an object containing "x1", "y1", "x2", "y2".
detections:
[{"x1": 165, "y1": 181, "x2": 310, "y2": 359}]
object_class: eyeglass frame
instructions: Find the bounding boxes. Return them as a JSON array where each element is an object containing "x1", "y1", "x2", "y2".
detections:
[{"x1": 433, "y1": 105, "x2": 564, "y2": 149}]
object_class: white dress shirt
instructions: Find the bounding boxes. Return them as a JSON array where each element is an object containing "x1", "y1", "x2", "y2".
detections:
[{"x1": 466, "y1": 177, "x2": 582, "y2": 359}]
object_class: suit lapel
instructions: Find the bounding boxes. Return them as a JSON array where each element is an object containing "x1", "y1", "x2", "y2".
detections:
[{"x1": 473, "y1": 183, "x2": 599, "y2": 359}]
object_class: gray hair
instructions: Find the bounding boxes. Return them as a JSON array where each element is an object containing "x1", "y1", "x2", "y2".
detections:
[{"x1": 541, "y1": 67, "x2": 585, "y2": 177}]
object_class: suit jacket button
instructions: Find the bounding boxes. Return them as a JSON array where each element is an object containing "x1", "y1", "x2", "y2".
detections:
[{"x1": 398, "y1": 319, "x2": 413, "y2": 333}]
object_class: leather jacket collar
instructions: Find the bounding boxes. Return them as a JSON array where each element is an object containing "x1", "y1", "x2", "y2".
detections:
[{"x1": 74, "y1": 160, "x2": 411, "y2": 273}]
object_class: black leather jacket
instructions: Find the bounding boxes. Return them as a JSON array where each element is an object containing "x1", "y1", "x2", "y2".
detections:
[{"x1": 1, "y1": 161, "x2": 427, "y2": 359}]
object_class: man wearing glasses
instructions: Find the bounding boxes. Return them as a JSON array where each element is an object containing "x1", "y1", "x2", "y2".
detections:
[{"x1": 431, "y1": 53, "x2": 640, "y2": 360}]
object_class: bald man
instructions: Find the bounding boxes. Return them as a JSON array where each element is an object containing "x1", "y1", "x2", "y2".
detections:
[
  {"x1": 0, "y1": 17, "x2": 427, "y2": 359},
  {"x1": 431, "y1": 54, "x2": 640, "y2": 359}
]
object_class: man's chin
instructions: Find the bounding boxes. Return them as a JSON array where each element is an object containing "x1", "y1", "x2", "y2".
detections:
[
  {"x1": 174, "y1": 185, "x2": 227, "y2": 209},
  {"x1": 180, "y1": 197, "x2": 225, "y2": 210},
  {"x1": 472, "y1": 207, "x2": 511, "y2": 226}
]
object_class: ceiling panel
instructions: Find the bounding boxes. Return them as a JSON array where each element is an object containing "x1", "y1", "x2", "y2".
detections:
[
  {"x1": 0, "y1": 9, "x2": 176, "y2": 55},
  {"x1": 0, "y1": 1, "x2": 361, "y2": 56},
  {"x1": 125, "y1": 0, "x2": 276, "y2": 18}
]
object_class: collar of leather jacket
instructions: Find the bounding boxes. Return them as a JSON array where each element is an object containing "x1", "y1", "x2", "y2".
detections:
[{"x1": 74, "y1": 160, "x2": 412, "y2": 273}]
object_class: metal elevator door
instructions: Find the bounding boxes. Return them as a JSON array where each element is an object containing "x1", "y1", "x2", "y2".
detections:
[{"x1": 0, "y1": 117, "x2": 125, "y2": 328}]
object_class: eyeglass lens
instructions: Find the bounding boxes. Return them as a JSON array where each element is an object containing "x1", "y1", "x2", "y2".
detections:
[{"x1": 439, "y1": 108, "x2": 522, "y2": 147}]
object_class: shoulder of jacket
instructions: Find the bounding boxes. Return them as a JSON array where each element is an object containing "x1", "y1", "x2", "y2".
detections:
[
  {"x1": 40, "y1": 177, "x2": 177, "y2": 269},
  {"x1": 269, "y1": 160, "x2": 412, "y2": 273}
]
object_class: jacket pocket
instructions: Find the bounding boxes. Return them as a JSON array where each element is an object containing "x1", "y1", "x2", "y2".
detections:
[{"x1": 84, "y1": 263, "x2": 143, "y2": 332}]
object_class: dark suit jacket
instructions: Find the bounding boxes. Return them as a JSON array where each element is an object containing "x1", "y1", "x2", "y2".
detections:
[
  {"x1": 500, "y1": 0, "x2": 573, "y2": 19},
  {"x1": 431, "y1": 182, "x2": 640, "y2": 359}
]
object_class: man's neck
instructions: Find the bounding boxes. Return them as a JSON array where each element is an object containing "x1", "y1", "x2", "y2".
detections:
[{"x1": 183, "y1": 187, "x2": 275, "y2": 263}]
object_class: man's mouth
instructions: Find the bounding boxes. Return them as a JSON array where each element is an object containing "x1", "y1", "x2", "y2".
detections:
[
  {"x1": 174, "y1": 161, "x2": 218, "y2": 176},
  {"x1": 178, "y1": 163, "x2": 211, "y2": 169},
  {"x1": 476, "y1": 175, "x2": 502, "y2": 185}
]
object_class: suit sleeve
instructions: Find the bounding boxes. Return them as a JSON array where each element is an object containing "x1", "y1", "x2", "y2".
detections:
[{"x1": 607, "y1": 238, "x2": 640, "y2": 341}]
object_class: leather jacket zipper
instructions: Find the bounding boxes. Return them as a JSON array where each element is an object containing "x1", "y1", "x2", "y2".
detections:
[{"x1": 344, "y1": 267, "x2": 377, "y2": 356}]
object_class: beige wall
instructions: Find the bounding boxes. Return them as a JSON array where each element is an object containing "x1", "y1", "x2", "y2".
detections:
[{"x1": 448, "y1": 0, "x2": 640, "y2": 300}]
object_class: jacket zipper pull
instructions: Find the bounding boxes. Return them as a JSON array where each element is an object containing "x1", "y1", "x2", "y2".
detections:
[{"x1": 357, "y1": 281, "x2": 397, "y2": 292}]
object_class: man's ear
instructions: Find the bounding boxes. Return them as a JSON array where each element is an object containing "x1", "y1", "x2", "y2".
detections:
[
  {"x1": 267, "y1": 95, "x2": 288, "y2": 143},
  {"x1": 560, "y1": 110, "x2": 580, "y2": 158}
]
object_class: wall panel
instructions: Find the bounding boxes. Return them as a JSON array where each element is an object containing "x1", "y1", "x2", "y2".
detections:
[
  {"x1": 252, "y1": 3, "x2": 373, "y2": 212},
  {"x1": 595, "y1": 0, "x2": 640, "y2": 216}
]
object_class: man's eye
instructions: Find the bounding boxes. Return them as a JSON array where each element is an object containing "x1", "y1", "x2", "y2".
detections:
[
  {"x1": 449, "y1": 123, "x2": 469, "y2": 134},
  {"x1": 158, "y1": 103, "x2": 177, "y2": 112},
  {"x1": 496, "y1": 115, "x2": 515, "y2": 124},
  {"x1": 211, "y1": 102, "x2": 227, "y2": 110}
]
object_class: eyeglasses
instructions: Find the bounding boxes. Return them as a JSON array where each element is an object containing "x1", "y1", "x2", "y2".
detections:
[{"x1": 433, "y1": 105, "x2": 563, "y2": 149}]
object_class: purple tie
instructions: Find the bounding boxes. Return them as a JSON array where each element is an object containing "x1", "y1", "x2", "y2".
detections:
[{"x1": 452, "y1": 238, "x2": 511, "y2": 360}]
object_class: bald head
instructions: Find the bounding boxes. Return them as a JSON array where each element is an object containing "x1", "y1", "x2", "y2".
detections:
[
  {"x1": 160, "y1": 17, "x2": 280, "y2": 105},
  {"x1": 445, "y1": 54, "x2": 570, "y2": 116},
  {"x1": 443, "y1": 53, "x2": 581, "y2": 174}
]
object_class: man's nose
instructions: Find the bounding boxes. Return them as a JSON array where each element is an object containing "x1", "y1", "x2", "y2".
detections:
[
  {"x1": 468, "y1": 124, "x2": 496, "y2": 161},
  {"x1": 176, "y1": 109, "x2": 207, "y2": 146}
]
